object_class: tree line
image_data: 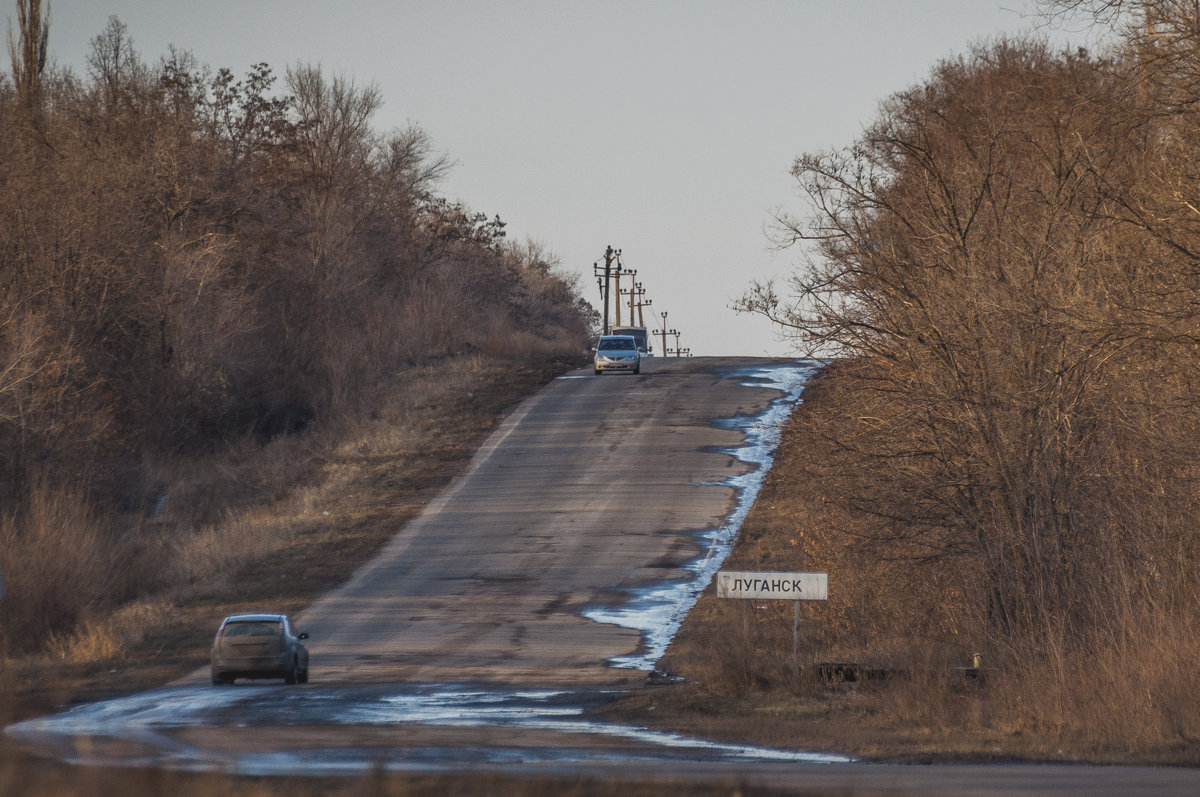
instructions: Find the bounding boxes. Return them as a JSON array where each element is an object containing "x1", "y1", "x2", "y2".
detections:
[
  {"x1": 0, "y1": 5, "x2": 594, "y2": 655},
  {"x1": 740, "y1": 0, "x2": 1200, "y2": 694},
  {"x1": 1, "y1": 10, "x2": 593, "y2": 513}
]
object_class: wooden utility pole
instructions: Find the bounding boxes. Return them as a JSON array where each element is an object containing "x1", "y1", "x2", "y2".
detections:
[
  {"x1": 622, "y1": 281, "x2": 651, "y2": 327},
  {"x1": 653, "y1": 312, "x2": 678, "y2": 355},
  {"x1": 593, "y1": 246, "x2": 619, "y2": 334},
  {"x1": 612, "y1": 266, "x2": 636, "y2": 327},
  {"x1": 670, "y1": 330, "x2": 686, "y2": 358}
]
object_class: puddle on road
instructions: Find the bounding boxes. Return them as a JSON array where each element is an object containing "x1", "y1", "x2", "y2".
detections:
[
  {"x1": 6, "y1": 683, "x2": 850, "y2": 774},
  {"x1": 5, "y1": 361, "x2": 842, "y2": 775},
  {"x1": 583, "y1": 360, "x2": 822, "y2": 669}
]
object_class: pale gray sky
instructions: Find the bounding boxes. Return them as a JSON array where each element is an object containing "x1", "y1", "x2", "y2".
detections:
[{"x1": 38, "y1": 1, "x2": 1101, "y2": 356}]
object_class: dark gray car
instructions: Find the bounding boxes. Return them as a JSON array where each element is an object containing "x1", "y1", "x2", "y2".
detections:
[{"x1": 210, "y1": 613, "x2": 309, "y2": 685}]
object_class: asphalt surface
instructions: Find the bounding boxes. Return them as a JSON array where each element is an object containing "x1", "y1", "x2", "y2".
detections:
[{"x1": 261, "y1": 355, "x2": 784, "y2": 687}]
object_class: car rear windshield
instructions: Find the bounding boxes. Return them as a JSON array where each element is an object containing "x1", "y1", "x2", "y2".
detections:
[{"x1": 221, "y1": 621, "x2": 282, "y2": 637}]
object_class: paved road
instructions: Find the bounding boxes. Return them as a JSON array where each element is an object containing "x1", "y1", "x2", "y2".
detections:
[{"x1": 181, "y1": 355, "x2": 788, "y2": 688}]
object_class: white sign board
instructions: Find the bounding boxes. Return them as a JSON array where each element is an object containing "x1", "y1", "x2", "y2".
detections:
[{"x1": 717, "y1": 571, "x2": 828, "y2": 601}]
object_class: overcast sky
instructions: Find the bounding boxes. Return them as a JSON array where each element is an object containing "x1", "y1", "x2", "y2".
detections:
[{"x1": 39, "y1": 1, "x2": 1104, "y2": 356}]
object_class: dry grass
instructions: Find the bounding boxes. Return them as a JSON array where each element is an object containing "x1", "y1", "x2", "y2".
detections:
[
  {"x1": 0, "y1": 482, "x2": 133, "y2": 657},
  {"x1": 43, "y1": 600, "x2": 170, "y2": 665}
]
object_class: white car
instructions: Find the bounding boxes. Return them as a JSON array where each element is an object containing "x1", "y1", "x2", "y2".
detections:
[{"x1": 593, "y1": 334, "x2": 641, "y2": 375}]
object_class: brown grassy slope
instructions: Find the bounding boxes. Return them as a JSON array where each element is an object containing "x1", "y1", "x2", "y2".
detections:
[
  {"x1": 0, "y1": 353, "x2": 583, "y2": 724},
  {"x1": 602, "y1": 367, "x2": 1200, "y2": 766}
]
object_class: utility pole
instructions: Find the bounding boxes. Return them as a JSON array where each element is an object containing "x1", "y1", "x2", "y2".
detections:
[
  {"x1": 611, "y1": 266, "x2": 636, "y2": 327},
  {"x1": 593, "y1": 246, "x2": 619, "y2": 334},
  {"x1": 653, "y1": 312, "x2": 678, "y2": 356},
  {"x1": 622, "y1": 281, "x2": 651, "y2": 328},
  {"x1": 670, "y1": 330, "x2": 686, "y2": 358}
]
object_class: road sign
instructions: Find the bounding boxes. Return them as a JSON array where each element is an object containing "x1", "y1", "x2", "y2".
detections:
[
  {"x1": 717, "y1": 570, "x2": 829, "y2": 678},
  {"x1": 717, "y1": 571, "x2": 827, "y2": 601}
]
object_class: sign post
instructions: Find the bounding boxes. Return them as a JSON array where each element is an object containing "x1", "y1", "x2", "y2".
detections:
[{"x1": 717, "y1": 570, "x2": 828, "y2": 678}]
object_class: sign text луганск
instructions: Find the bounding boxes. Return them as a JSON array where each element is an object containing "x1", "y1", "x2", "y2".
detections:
[{"x1": 717, "y1": 571, "x2": 828, "y2": 601}]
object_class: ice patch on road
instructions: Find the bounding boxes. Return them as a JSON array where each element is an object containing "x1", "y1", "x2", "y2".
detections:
[
  {"x1": 5, "y1": 683, "x2": 851, "y2": 773},
  {"x1": 582, "y1": 360, "x2": 822, "y2": 670}
]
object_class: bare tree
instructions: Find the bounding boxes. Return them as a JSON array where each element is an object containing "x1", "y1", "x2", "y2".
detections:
[
  {"x1": 85, "y1": 14, "x2": 151, "y2": 116},
  {"x1": 7, "y1": 0, "x2": 48, "y2": 111},
  {"x1": 742, "y1": 39, "x2": 1200, "y2": 649}
]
